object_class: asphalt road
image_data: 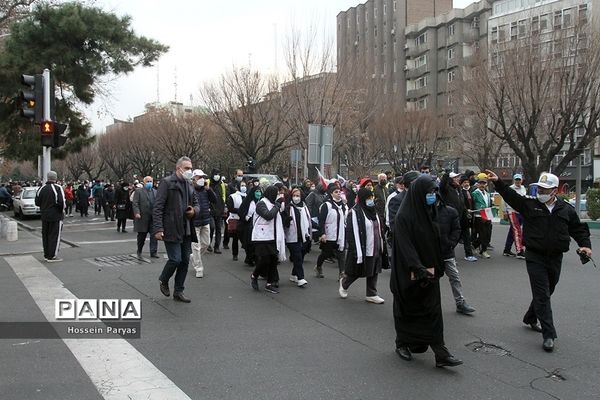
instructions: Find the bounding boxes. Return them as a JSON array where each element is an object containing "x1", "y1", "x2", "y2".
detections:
[{"x1": 1, "y1": 212, "x2": 600, "y2": 399}]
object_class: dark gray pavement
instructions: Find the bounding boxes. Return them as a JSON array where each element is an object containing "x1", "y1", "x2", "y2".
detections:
[{"x1": 1, "y1": 211, "x2": 599, "y2": 399}]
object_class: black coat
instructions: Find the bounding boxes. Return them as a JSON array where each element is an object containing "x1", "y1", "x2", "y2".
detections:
[
  {"x1": 495, "y1": 179, "x2": 591, "y2": 254},
  {"x1": 152, "y1": 173, "x2": 199, "y2": 243},
  {"x1": 439, "y1": 174, "x2": 465, "y2": 218},
  {"x1": 115, "y1": 187, "x2": 131, "y2": 220},
  {"x1": 35, "y1": 183, "x2": 65, "y2": 222},
  {"x1": 345, "y1": 207, "x2": 383, "y2": 277},
  {"x1": 391, "y1": 175, "x2": 445, "y2": 346},
  {"x1": 210, "y1": 180, "x2": 228, "y2": 217},
  {"x1": 434, "y1": 202, "x2": 461, "y2": 260}
]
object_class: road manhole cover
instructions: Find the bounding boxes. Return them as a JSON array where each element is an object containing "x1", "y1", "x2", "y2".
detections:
[
  {"x1": 84, "y1": 254, "x2": 151, "y2": 267},
  {"x1": 466, "y1": 340, "x2": 510, "y2": 356}
]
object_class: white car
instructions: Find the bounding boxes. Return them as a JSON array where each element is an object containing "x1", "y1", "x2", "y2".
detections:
[{"x1": 13, "y1": 187, "x2": 41, "y2": 218}]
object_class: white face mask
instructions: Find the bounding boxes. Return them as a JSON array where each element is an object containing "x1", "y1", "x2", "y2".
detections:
[
  {"x1": 213, "y1": 175, "x2": 221, "y2": 182},
  {"x1": 181, "y1": 169, "x2": 193, "y2": 181},
  {"x1": 537, "y1": 192, "x2": 555, "y2": 204},
  {"x1": 236, "y1": 176, "x2": 243, "y2": 182},
  {"x1": 197, "y1": 178, "x2": 205, "y2": 187},
  {"x1": 292, "y1": 196, "x2": 301, "y2": 204}
]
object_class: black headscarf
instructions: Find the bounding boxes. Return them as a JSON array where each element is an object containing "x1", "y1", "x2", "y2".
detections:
[
  {"x1": 357, "y1": 187, "x2": 377, "y2": 221},
  {"x1": 263, "y1": 185, "x2": 278, "y2": 203}
]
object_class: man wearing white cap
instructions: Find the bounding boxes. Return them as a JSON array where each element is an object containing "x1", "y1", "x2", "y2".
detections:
[
  {"x1": 503, "y1": 174, "x2": 527, "y2": 259},
  {"x1": 487, "y1": 170, "x2": 592, "y2": 353}
]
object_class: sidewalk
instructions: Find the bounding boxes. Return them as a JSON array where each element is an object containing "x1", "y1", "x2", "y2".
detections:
[{"x1": 0, "y1": 227, "x2": 42, "y2": 256}]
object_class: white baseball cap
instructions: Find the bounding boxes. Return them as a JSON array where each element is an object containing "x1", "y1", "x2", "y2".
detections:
[
  {"x1": 449, "y1": 172, "x2": 460, "y2": 178},
  {"x1": 192, "y1": 169, "x2": 206, "y2": 178},
  {"x1": 532, "y1": 172, "x2": 559, "y2": 189}
]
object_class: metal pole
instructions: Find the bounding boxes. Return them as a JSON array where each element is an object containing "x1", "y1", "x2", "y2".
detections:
[
  {"x1": 295, "y1": 152, "x2": 299, "y2": 186},
  {"x1": 576, "y1": 153, "x2": 582, "y2": 216},
  {"x1": 42, "y1": 68, "x2": 51, "y2": 184},
  {"x1": 319, "y1": 124, "x2": 325, "y2": 176}
]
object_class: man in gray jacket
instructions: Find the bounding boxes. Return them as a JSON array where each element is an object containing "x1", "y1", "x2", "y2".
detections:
[{"x1": 133, "y1": 176, "x2": 158, "y2": 259}]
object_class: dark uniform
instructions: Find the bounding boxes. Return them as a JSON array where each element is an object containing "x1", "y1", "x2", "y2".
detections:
[
  {"x1": 495, "y1": 179, "x2": 591, "y2": 343},
  {"x1": 35, "y1": 181, "x2": 65, "y2": 261}
]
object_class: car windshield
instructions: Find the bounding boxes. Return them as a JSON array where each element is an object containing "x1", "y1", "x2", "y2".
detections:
[
  {"x1": 243, "y1": 174, "x2": 281, "y2": 185},
  {"x1": 22, "y1": 190, "x2": 37, "y2": 199}
]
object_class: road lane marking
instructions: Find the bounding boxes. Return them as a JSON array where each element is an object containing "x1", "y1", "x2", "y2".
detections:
[
  {"x1": 75, "y1": 239, "x2": 139, "y2": 245},
  {"x1": 6, "y1": 255, "x2": 192, "y2": 400}
]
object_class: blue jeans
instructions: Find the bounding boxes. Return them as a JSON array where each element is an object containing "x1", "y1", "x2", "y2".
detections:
[{"x1": 160, "y1": 237, "x2": 192, "y2": 293}]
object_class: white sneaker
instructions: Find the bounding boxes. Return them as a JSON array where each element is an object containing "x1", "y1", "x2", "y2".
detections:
[
  {"x1": 297, "y1": 279, "x2": 308, "y2": 287},
  {"x1": 480, "y1": 251, "x2": 491, "y2": 259},
  {"x1": 338, "y1": 278, "x2": 348, "y2": 299},
  {"x1": 45, "y1": 257, "x2": 63, "y2": 263},
  {"x1": 464, "y1": 256, "x2": 478, "y2": 262},
  {"x1": 289, "y1": 275, "x2": 298, "y2": 283},
  {"x1": 195, "y1": 269, "x2": 203, "y2": 278},
  {"x1": 365, "y1": 295, "x2": 385, "y2": 304}
]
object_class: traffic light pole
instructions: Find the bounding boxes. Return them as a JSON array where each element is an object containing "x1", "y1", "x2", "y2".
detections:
[{"x1": 42, "y1": 69, "x2": 51, "y2": 184}]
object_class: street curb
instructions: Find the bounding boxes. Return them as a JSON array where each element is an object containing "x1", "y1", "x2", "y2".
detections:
[{"x1": 13, "y1": 218, "x2": 79, "y2": 248}]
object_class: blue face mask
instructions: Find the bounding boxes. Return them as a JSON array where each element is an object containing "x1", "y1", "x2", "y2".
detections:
[
  {"x1": 240, "y1": 186, "x2": 247, "y2": 193},
  {"x1": 426, "y1": 193, "x2": 437, "y2": 205},
  {"x1": 365, "y1": 199, "x2": 375, "y2": 207},
  {"x1": 145, "y1": 182, "x2": 153, "y2": 190}
]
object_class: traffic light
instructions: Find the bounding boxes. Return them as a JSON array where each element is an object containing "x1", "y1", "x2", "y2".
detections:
[
  {"x1": 53, "y1": 123, "x2": 68, "y2": 148},
  {"x1": 20, "y1": 74, "x2": 43, "y2": 123},
  {"x1": 40, "y1": 120, "x2": 54, "y2": 147}
]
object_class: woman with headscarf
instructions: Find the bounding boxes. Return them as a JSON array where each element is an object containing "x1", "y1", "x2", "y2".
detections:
[
  {"x1": 250, "y1": 185, "x2": 286, "y2": 294},
  {"x1": 391, "y1": 175, "x2": 463, "y2": 368},
  {"x1": 284, "y1": 187, "x2": 312, "y2": 287},
  {"x1": 339, "y1": 188, "x2": 385, "y2": 303},
  {"x1": 115, "y1": 182, "x2": 131, "y2": 233},
  {"x1": 238, "y1": 179, "x2": 262, "y2": 266},
  {"x1": 315, "y1": 183, "x2": 347, "y2": 279}
]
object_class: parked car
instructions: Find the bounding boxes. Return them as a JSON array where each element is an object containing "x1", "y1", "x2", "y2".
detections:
[
  {"x1": 242, "y1": 174, "x2": 281, "y2": 186},
  {"x1": 569, "y1": 194, "x2": 587, "y2": 211},
  {"x1": 13, "y1": 187, "x2": 41, "y2": 218}
]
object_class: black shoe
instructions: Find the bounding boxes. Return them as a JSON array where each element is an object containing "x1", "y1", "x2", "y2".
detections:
[
  {"x1": 150, "y1": 253, "x2": 159, "y2": 258},
  {"x1": 436, "y1": 356, "x2": 463, "y2": 368},
  {"x1": 207, "y1": 246, "x2": 213, "y2": 253},
  {"x1": 159, "y1": 281, "x2": 170, "y2": 297},
  {"x1": 272, "y1": 281, "x2": 279, "y2": 289},
  {"x1": 503, "y1": 250, "x2": 516, "y2": 257},
  {"x1": 136, "y1": 251, "x2": 142, "y2": 258},
  {"x1": 456, "y1": 302, "x2": 476, "y2": 314},
  {"x1": 117, "y1": 228, "x2": 120, "y2": 232},
  {"x1": 214, "y1": 249, "x2": 222, "y2": 254},
  {"x1": 516, "y1": 252, "x2": 525, "y2": 259},
  {"x1": 122, "y1": 229, "x2": 127, "y2": 233},
  {"x1": 251, "y1": 275, "x2": 259, "y2": 291},
  {"x1": 173, "y1": 292, "x2": 191, "y2": 303},
  {"x1": 395, "y1": 346, "x2": 412, "y2": 361},
  {"x1": 233, "y1": 255, "x2": 238, "y2": 261},
  {"x1": 223, "y1": 244, "x2": 229, "y2": 249},
  {"x1": 543, "y1": 338, "x2": 554, "y2": 352},
  {"x1": 264, "y1": 284, "x2": 279, "y2": 294},
  {"x1": 526, "y1": 322, "x2": 543, "y2": 333}
]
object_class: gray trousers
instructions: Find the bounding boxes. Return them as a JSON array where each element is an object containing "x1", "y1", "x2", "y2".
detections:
[
  {"x1": 342, "y1": 273, "x2": 379, "y2": 297},
  {"x1": 444, "y1": 258, "x2": 465, "y2": 305}
]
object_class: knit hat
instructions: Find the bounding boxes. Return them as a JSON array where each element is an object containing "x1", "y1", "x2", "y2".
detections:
[
  {"x1": 47, "y1": 171, "x2": 58, "y2": 181},
  {"x1": 402, "y1": 171, "x2": 420, "y2": 188}
]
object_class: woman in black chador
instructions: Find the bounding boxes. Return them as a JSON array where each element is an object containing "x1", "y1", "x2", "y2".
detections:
[{"x1": 391, "y1": 174, "x2": 463, "y2": 368}]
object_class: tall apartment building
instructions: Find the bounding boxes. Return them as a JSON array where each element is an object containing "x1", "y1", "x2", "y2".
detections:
[{"x1": 337, "y1": 0, "x2": 453, "y2": 103}]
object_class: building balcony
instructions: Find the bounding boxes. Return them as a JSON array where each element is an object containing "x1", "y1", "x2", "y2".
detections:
[
  {"x1": 406, "y1": 86, "x2": 431, "y2": 100},
  {"x1": 405, "y1": 64, "x2": 431, "y2": 79}
]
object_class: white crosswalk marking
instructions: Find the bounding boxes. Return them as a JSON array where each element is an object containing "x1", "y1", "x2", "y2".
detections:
[{"x1": 6, "y1": 255, "x2": 192, "y2": 400}]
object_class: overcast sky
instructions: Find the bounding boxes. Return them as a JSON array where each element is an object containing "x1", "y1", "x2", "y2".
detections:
[{"x1": 85, "y1": 0, "x2": 476, "y2": 132}]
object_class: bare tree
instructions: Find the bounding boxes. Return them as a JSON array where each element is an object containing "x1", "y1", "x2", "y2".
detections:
[
  {"x1": 200, "y1": 67, "x2": 293, "y2": 171},
  {"x1": 147, "y1": 110, "x2": 205, "y2": 167},
  {"x1": 97, "y1": 129, "x2": 132, "y2": 180},
  {"x1": 69, "y1": 143, "x2": 106, "y2": 181},
  {"x1": 464, "y1": 21, "x2": 600, "y2": 181},
  {"x1": 0, "y1": 0, "x2": 36, "y2": 32}
]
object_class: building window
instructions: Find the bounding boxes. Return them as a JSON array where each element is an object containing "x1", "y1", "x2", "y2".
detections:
[
  {"x1": 416, "y1": 54, "x2": 427, "y2": 68},
  {"x1": 448, "y1": 69, "x2": 456, "y2": 82},
  {"x1": 579, "y1": 4, "x2": 588, "y2": 25},
  {"x1": 383, "y1": 4, "x2": 387, "y2": 15},
  {"x1": 498, "y1": 24, "x2": 508, "y2": 42},
  {"x1": 491, "y1": 26, "x2": 498, "y2": 44},
  {"x1": 554, "y1": 10, "x2": 562, "y2": 30},
  {"x1": 447, "y1": 47, "x2": 455, "y2": 60},
  {"x1": 393, "y1": 59, "x2": 397, "y2": 73},
  {"x1": 448, "y1": 24, "x2": 455, "y2": 37},
  {"x1": 374, "y1": 26, "x2": 378, "y2": 37},
  {"x1": 415, "y1": 32, "x2": 427, "y2": 46},
  {"x1": 448, "y1": 94, "x2": 453, "y2": 106},
  {"x1": 448, "y1": 116, "x2": 454, "y2": 128},
  {"x1": 393, "y1": 0, "x2": 397, "y2": 11},
  {"x1": 417, "y1": 75, "x2": 428, "y2": 89},
  {"x1": 510, "y1": 22, "x2": 517, "y2": 40},
  {"x1": 563, "y1": 8, "x2": 573, "y2": 28},
  {"x1": 540, "y1": 14, "x2": 550, "y2": 31},
  {"x1": 518, "y1": 19, "x2": 527, "y2": 38},
  {"x1": 374, "y1": 6, "x2": 377, "y2": 17},
  {"x1": 393, "y1": 82, "x2": 398, "y2": 93},
  {"x1": 417, "y1": 97, "x2": 427, "y2": 110},
  {"x1": 532, "y1": 16, "x2": 539, "y2": 33},
  {"x1": 366, "y1": 10, "x2": 369, "y2": 20}
]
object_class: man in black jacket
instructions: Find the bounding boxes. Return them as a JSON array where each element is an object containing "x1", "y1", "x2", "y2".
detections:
[
  {"x1": 487, "y1": 170, "x2": 592, "y2": 352},
  {"x1": 153, "y1": 157, "x2": 200, "y2": 303},
  {"x1": 434, "y1": 194, "x2": 476, "y2": 315},
  {"x1": 35, "y1": 171, "x2": 65, "y2": 262},
  {"x1": 209, "y1": 168, "x2": 228, "y2": 254}
]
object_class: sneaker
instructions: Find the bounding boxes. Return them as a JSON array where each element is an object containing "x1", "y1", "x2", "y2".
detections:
[
  {"x1": 195, "y1": 270, "x2": 203, "y2": 278},
  {"x1": 480, "y1": 251, "x2": 491, "y2": 259},
  {"x1": 456, "y1": 302, "x2": 476, "y2": 314},
  {"x1": 264, "y1": 284, "x2": 279, "y2": 294},
  {"x1": 464, "y1": 256, "x2": 478, "y2": 262},
  {"x1": 516, "y1": 252, "x2": 525, "y2": 259},
  {"x1": 365, "y1": 295, "x2": 385, "y2": 304},
  {"x1": 338, "y1": 278, "x2": 348, "y2": 298},
  {"x1": 213, "y1": 249, "x2": 222, "y2": 254},
  {"x1": 45, "y1": 257, "x2": 63, "y2": 263},
  {"x1": 207, "y1": 246, "x2": 213, "y2": 253},
  {"x1": 289, "y1": 275, "x2": 298, "y2": 283},
  {"x1": 251, "y1": 275, "x2": 259, "y2": 291},
  {"x1": 297, "y1": 279, "x2": 308, "y2": 287},
  {"x1": 314, "y1": 265, "x2": 324, "y2": 278},
  {"x1": 503, "y1": 250, "x2": 516, "y2": 257}
]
